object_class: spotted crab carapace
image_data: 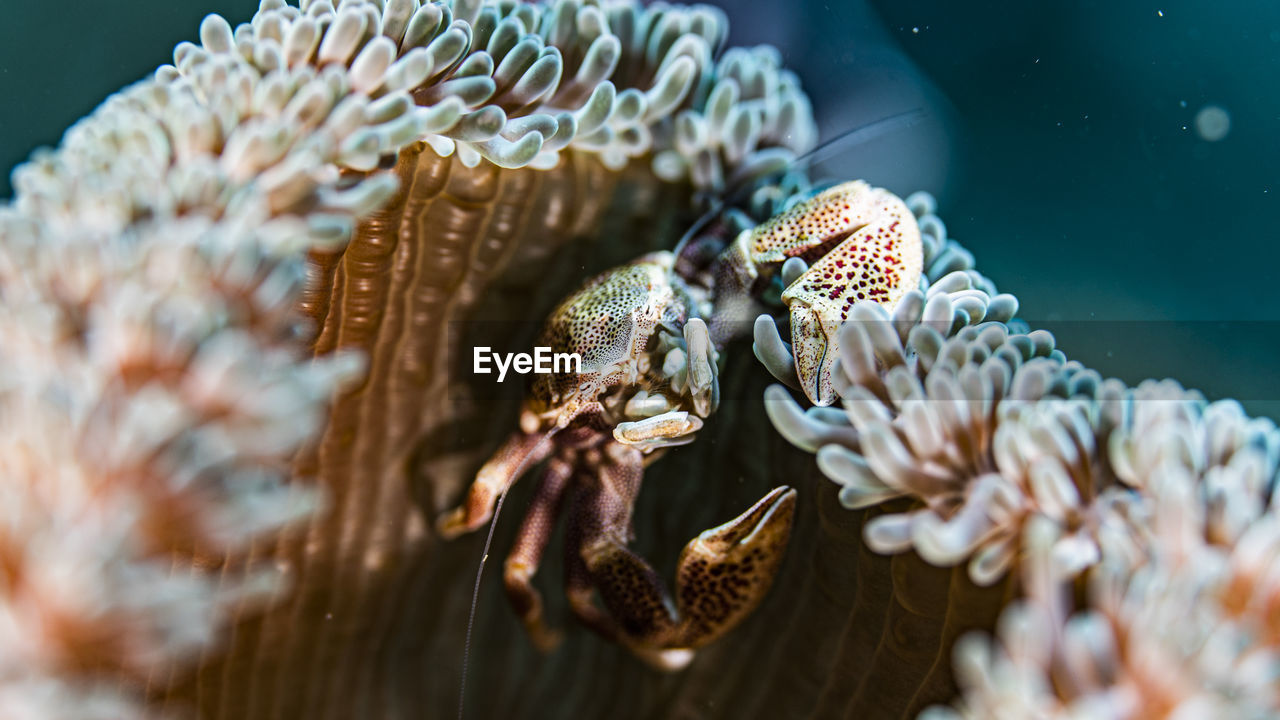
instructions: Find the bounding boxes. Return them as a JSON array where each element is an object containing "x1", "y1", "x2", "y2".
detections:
[{"x1": 437, "y1": 180, "x2": 922, "y2": 669}]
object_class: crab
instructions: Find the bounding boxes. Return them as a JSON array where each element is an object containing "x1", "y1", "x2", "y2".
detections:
[{"x1": 436, "y1": 180, "x2": 922, "y2": 669}]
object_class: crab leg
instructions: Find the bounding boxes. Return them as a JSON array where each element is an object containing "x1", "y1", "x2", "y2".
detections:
[
  {"x1": 502, "y1": 454, "x2": 574, "y2": 651},
  {"x1": 436, "y1": 427, "x2": 556, "y2": 539},
  {"x1": 561, "y1": 444, "x2": 649, "y2": 651},
  {"x1": 564, "y1": 548, "x2": 625, "y2": 656},
  {"x1": 567, "y1": 443, "x2": 797, "y2": 669}
]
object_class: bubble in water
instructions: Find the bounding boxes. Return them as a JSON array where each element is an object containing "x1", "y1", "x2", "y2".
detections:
[{"x1": 1194, "y1": 105, "x2": 1230, "y2": 142}]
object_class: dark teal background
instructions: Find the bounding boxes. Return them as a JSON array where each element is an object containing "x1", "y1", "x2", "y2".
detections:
[{"x1": 2, "y1": 1, "x2": 1277, "y2": 417}]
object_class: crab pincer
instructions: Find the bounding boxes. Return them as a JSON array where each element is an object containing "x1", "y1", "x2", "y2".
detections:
[
  {"x1": 718, "y1": 181, "x2": 923, "y2": 406},
  {"x1": 573, "y1": 465, "x2": 797, "y2": 670}
]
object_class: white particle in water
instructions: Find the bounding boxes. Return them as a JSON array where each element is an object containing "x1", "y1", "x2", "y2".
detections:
[{"x1": 1194, "y1": 104, "x2": 1231, "y2": 142}]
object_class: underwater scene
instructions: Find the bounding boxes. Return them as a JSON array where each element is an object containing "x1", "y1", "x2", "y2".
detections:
[{"x1": 0, "y1": 0, "x2": 1278, "y2": 718}]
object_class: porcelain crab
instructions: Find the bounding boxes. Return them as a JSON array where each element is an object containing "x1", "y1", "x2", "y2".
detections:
[{"x1": 437, "y1": 180, "x2": 922, "y2": 669}]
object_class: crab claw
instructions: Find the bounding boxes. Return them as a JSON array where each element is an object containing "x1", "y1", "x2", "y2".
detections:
[
  {"x1": 779, "y1": 184, "x2": 923, "y2": 405},
  {"x1": 787, "y1": 302, "x2": 839, "y2": 406},
  {"x1": 672, "y1": 485, "x2": 797, "y2": 647},
  {"x1": 725, "y1": 181, "x2": 923, "y2": 406},
  {"x1": 580, "y1": 484, "x2": 797, "y2": 669}
]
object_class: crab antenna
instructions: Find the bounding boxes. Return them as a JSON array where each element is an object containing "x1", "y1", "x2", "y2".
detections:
[
  {"x1": 456, "y1": 428, "x2": 558, "y2": 720},
  {"x1": 670, "y1": 198, "x2": 727, "y2": 264},
  {"x1": 673, "y1": 108, "x2": 927, "y2": 260},
  {"x1": 723, "y1": 106, "x2": 927, "y2": 201},
  {"x1": 789, "y1": 106, "x2": 926, "y2": 172}
]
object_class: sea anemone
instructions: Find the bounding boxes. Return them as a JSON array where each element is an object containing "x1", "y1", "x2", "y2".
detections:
[{"x1": 761, "y1": 193, "x2": 1280, "y2": 717}]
